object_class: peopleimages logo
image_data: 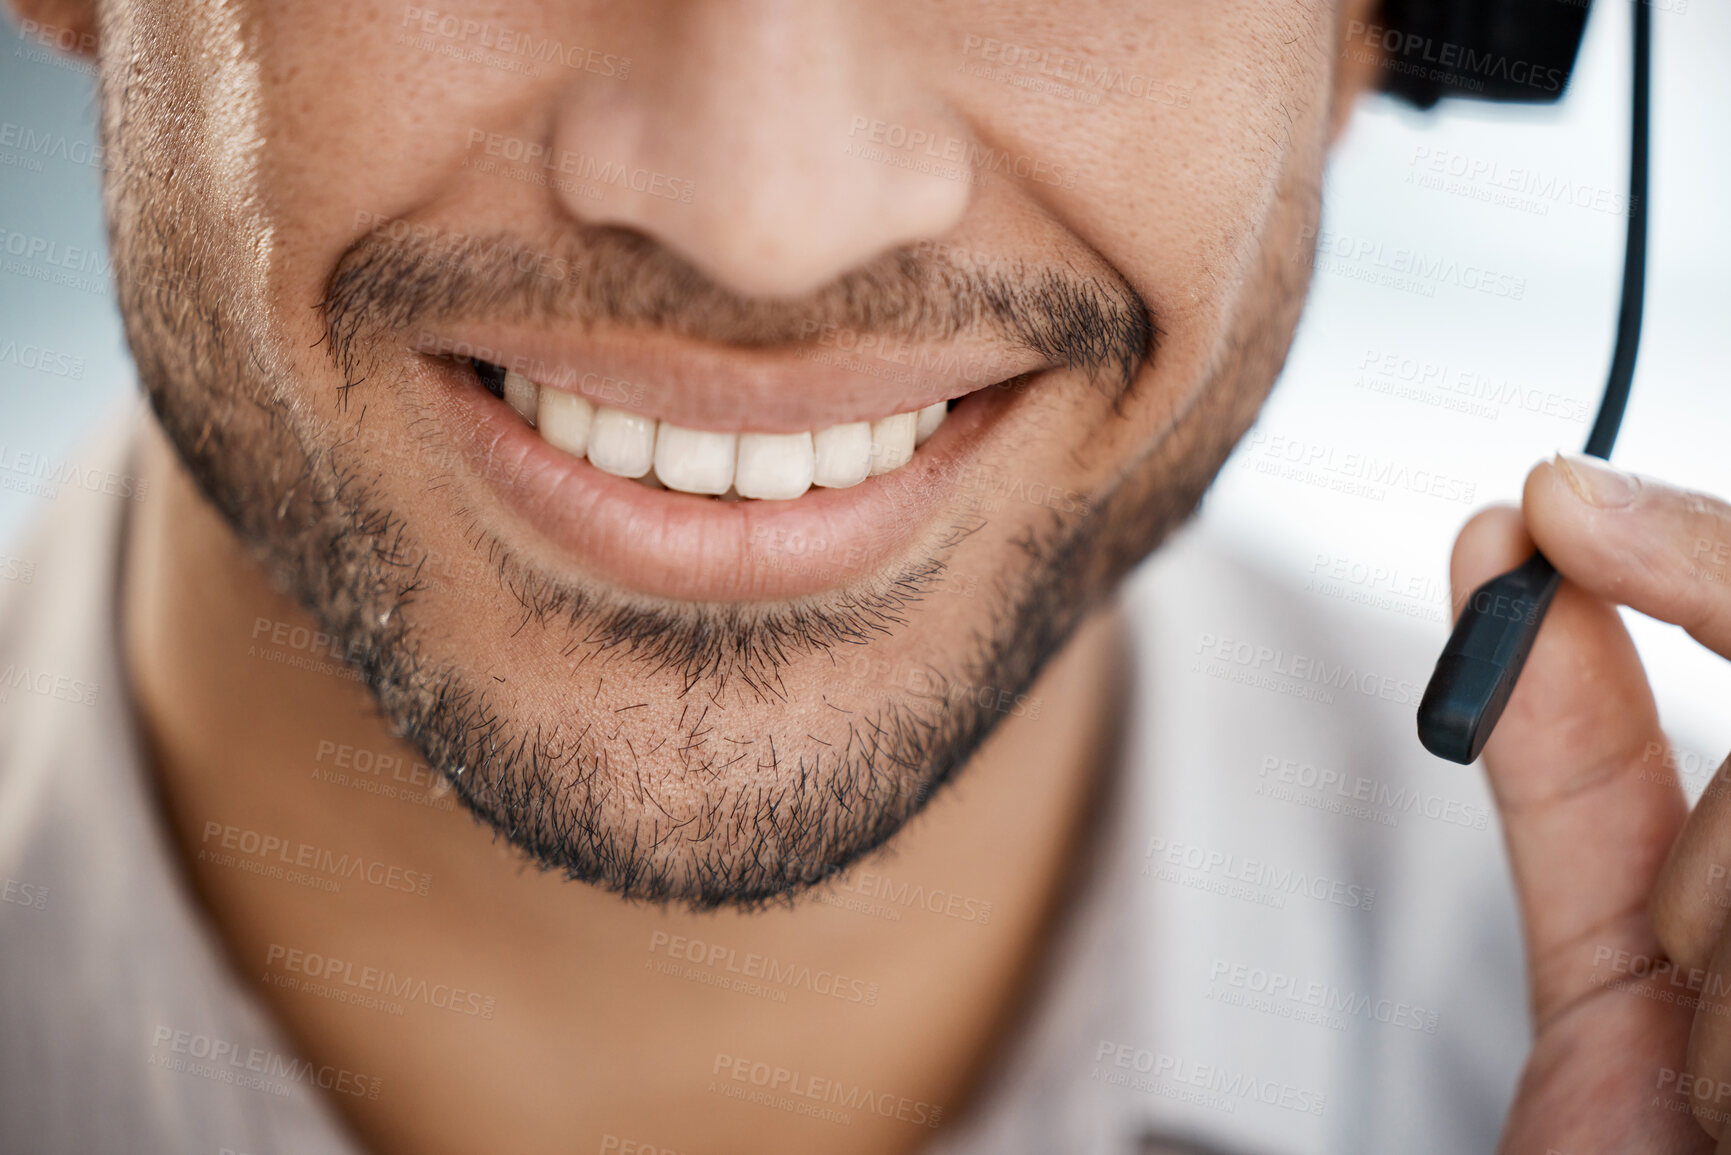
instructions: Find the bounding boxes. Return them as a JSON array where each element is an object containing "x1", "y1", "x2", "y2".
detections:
[
  {"x1": 1, "y1": 876, "x2": 49, "y2": 911},
  {"x1": 1238, "y1": 431, "x2": 1479, "y2": 507},
  {"x1": 1406, "y1": 145, "x2": 1635, "y2": 219},
  {"x1": 1143, "y1": 835, "x2": 1376, "y2": 911},
  {"x1": 149, "y1": 1025, "x2": 382, "y2": 1100},
  {"x1": 846, "y1": 117, "x2": 1078, "y2": 189},
  {"x1": 264, "y1": 943, "x2": 496, "y2": 1019},
  {"x1": 956, "y1": 34, "x2": 1193, "y2": 108},
  {"x1": 0, "y1": 339, "x2": 86, "y2": 379},
  {"x1": 1345, "y1": 19, "x2": 1565, "y2": 96},
  {"x1": 1300, "y1": 225, "x2": 1528, "y2": 301},
  {"x1": 465, "y1": 130, "x2": 696, "y2": 204},
  {"x1": 1207, "y1": 959, "x2": 1441, "y2": 1033},
  {"x1": 0, "y1": 442, "x2": 149, "y2": 504},
  {"x1": 1304, "y1": 549, "x2": 1451, "y2": 626},
  {"x1": 198, "y1": 821, "x2": 433, "y2": 897},
  {"x1": 1355, "y1": 346, "x2": 1592, "y2": 424},
  {"x1": 0, "y1": 663, "x2": 98, "y2": 707},
  {"x1": 0, "y1": 122, "x2": 104, "y2": 171},
  {"x1": 1256, "y1": 754, "x2": 1490, "y2": 832},
  {"x1": 1193, "y1": 629, "x2": 1427, "y2": 709},
  {"x1": 647, "y1": 932, "x2": 881, "y2": 1006},
  {"x1": 710, "y1": 1054, "x2": 943, "y2": 1128},
  {"x1": 1091, "y1": 1041, "x2": 1328, "y2": 1117},
  {"x1": 399, "y1": 7, "x2": 631, "y2": 77},
  {"x1": 0, "y1": 225, "x2": 110, "y2": 275}
]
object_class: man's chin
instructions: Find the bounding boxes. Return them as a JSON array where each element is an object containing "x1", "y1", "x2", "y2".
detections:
[
  {"x1": 417, "y1": 695, "x2": 957, "y2": 912},
  {"x1": 135, "y1": 359, "x2": 1073, "y2": 910}
]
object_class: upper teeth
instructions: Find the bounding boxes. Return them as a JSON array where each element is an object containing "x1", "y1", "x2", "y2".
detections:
[{"x1": 494, "y1": 366, "x2": 948, "y2": 500}]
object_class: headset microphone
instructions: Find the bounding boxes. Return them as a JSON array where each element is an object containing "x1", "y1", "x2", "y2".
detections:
[{"x1": 1406, "y1": 0, "x2": 1651, "y2": 764}]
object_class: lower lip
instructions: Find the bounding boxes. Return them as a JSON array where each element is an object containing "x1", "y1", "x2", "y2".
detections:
[{"x1": 417, "y1": 358, "x2": 1018, "y2": 602}]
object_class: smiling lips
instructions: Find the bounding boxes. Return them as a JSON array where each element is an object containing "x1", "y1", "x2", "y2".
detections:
[
  {"x1": 472, "y1": 358, "x2": 949, "y2": 501},
  {"x1": 412, "y1": 332, "x2": 1036, "y2": 600}
]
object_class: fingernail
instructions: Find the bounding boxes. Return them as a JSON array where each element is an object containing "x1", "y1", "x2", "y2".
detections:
[{"x1": 1554, "y1": 452, "x2": 1639, "y2": 509}]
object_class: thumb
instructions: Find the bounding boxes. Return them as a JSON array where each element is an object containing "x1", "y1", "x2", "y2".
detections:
[{"x1": 1452, "y1": 503, "x2": 1686, "y2": 1027}]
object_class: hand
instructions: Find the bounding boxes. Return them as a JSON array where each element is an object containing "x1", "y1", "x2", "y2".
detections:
[{"x1": 1452, "y1": 453, "x2": 1731, "y2": 1154}]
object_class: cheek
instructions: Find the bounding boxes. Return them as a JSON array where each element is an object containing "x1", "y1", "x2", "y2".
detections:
[
  {"x1": 203, "y1": 0, "x2": 1334, "y2": 482},
  {"x1": 935, "y1": 1, "x2": 1334, "y2": 429},
  {"x1": 248, "y1": 2, "x2": 574, "y2": 354},
  {"x1": 944, "y1": 2, "x2": 1332, "y2": 296}
]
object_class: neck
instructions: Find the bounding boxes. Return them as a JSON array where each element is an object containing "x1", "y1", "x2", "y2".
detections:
[{"x1": 121, "y1": 421, "x2": 1126, "y2": 1155}]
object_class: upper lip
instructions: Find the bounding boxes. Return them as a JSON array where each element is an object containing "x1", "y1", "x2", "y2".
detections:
[{"x1": 408, "y1": 321, "x2": 1052, "y2": 433}]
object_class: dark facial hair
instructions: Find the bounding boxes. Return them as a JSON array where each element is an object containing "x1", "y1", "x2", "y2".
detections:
[{"x1": 109, "y1": 145, "x2": 1289, "y2": 908}]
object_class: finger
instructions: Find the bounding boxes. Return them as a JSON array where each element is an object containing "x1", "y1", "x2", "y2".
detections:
[
  {"x1": 1654, "y1": 755, "x2": 1731, "y2": 974},
  {"x1": 1454, "y1": 504, "x2": 1687, "y2": 1028},
  {"x1": 1684, "y1": 919, "x2": 1731, "y2": 1142},
  {"x1": 1524, "y1": 454, "x2": 1731, "y2": 660},
  {"x1": 1532, "y1": 455, "x2": 1731, "y2": 974}
]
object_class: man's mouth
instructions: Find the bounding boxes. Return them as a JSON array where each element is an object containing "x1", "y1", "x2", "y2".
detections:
[
  {"x1": 467, "y1": 357, "x2": 950, "y2": 501},
  {"x1": 402, "y1": 325, "x2": 1053, "y2": 601}
]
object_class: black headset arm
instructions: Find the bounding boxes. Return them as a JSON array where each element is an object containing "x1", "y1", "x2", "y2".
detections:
[{"x1": 1415, "y1": 0, "x2": 1652, "y2": 764}]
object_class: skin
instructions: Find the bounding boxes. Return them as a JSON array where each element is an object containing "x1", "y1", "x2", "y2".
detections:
[
  {"x1": 121, "y1": 448, "x2": 1135, "y2": 1154},
  {"x1": 47, "y1": 1, "x2": 1718, "y2": 1154},
  {"x1": 1462, "y1": 456, "x2": 1731, "y2": 1155},
  {"x1": 101, "y1": 0, "x2": 1355, "y2": 913}
]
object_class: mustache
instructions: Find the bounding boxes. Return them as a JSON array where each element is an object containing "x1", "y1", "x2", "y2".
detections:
[{"x1": 320, "y1": 221, "x2": 1155, "y2": 393}]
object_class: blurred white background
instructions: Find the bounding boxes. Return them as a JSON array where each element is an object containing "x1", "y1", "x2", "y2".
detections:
[
  {"x1": 2, "y1": 1, "x2": 1727, "y2": 766},
  {"x1": 1202, "y1": 0, "x2": 1731, "y2": 772}
]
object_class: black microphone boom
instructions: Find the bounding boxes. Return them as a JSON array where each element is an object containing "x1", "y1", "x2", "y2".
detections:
[{"x1": 1416, "y1": 0, "x2": 1652, "y2": 764}]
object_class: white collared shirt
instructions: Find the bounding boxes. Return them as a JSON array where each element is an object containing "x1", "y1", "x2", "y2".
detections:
[{"x1": 0, "y1": 411, "x2": 1527, "y2": 1155}]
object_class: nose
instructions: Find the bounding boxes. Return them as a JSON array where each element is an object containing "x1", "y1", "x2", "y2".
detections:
[{"x1": 546, "y1": 0, "x2": 970, "y2": 299}]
